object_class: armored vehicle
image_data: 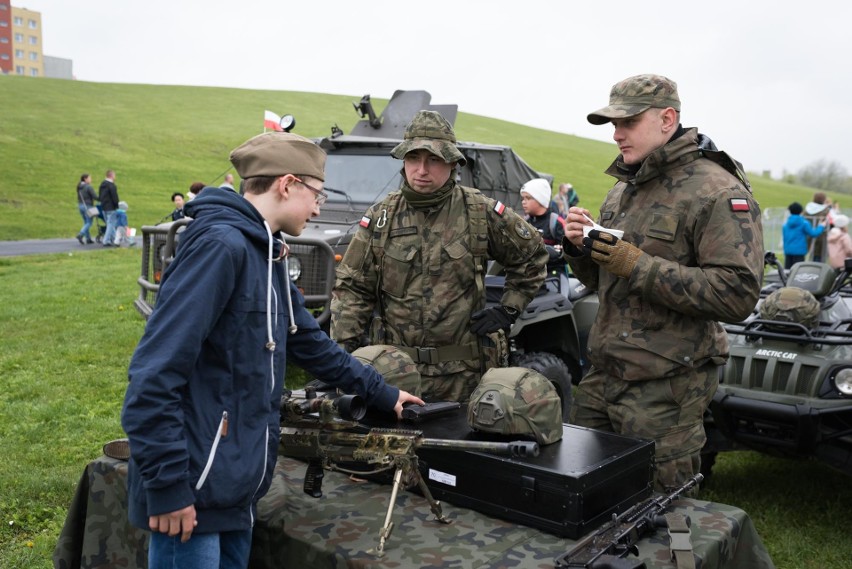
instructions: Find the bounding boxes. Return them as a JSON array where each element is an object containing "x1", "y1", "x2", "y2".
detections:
[
  {"x1": 134, "y1": 90, "x2": 598, "y2": 415},
  {"x1": 703, "y1": 252, "x2": 852, "y2": 476}
]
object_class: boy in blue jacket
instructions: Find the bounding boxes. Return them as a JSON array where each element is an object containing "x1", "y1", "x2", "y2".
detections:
[
  {"x1": 121, "y1": 132, "x2": 422, "y2": 569},
  {"x1": 783, "y1": 201, "x2": 826, "y2": 268}
]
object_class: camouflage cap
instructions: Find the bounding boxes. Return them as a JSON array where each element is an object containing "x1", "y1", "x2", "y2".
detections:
[
  {"x1": 390, "y1": 110, "x2": 467, "y2": 166},
  {"x1": 229, "y1": 131, "x2": 326, "y2": 181},
  {"x1": 759, "y1": 287, "x2": 821, "y2": 329},
  {"x1": 467, "y1": 367, "x2": 562, "y2": 445},
  {"x1": 352, "y1": 344, "x2": 421, "y2": 397},
  {"x1": 587, "y1": 74, "x2": 681, "y2": 125}
]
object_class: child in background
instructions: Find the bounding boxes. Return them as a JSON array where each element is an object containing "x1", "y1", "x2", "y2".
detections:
[{"x1": 113, "y1": 201, "x2": 136, "y2": 247}]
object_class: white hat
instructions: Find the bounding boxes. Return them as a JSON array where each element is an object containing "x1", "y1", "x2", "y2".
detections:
[
  {"x1": 834, "y1": 214, "x2": 849, "y2": 229},
  {"x1": 520, "y1": 178, "x2": 552, "y2": 209}
]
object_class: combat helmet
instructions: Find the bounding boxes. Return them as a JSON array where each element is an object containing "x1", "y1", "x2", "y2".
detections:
[
  {"x1": 759, "y1": 287, "x2": 821, "y2": 330},
  {"x1": 352, "y1": 344, "x2": 421, "y2": 397},
  {"x1": 467, "y1": 367, "x2": 562, "y2": 445},
  {"x1": 390, "y1": 110, "x2": 467, "y2": 165}
]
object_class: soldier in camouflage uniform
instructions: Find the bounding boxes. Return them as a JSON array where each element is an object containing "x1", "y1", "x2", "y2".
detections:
[
  {"x1": 332, "y1": 110, "x2": 548, "y2": 402},
  {"x1": 562, "y1": 74, "x2": 764, "y2": 492}
]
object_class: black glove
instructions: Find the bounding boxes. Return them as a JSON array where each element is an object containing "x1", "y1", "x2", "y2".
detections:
[{"x1": 470, "y1": 306, "x2": 518, "y2": 336}]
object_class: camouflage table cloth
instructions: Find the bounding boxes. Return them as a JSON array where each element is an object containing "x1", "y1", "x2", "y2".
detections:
[{"x1": 54, "y1": 456, "x2": 775, "y2": 569}]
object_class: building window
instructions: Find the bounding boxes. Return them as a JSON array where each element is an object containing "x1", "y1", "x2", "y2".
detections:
[
  {"x1": 13, "y1": 16, "x2": 21, "y2": 25},
  {"x1": 28, "y1": 19, "x2": 36, "y2": 29},
  {"x1": 0, "y1": 54, "x2": 8, "y2": 60},
  {"x1": 0, "y1": 4, "x2": 6, "y2": 9},
  {"x1": 0, "y1": 36, "x2": 7, "y2": 43},
  {"x1": 0, "y1": 20, "x2": 7, "y2": 27},
  {"x1": 28, "y1": 35, "x2": 35, "y2": 45},
  {"x1": 14, "y1": 32, "x2": 22, "y2": 42},
  {"x1": 30, "y1": 68, "x2": 37, "y2": 76},
  {"x1": 28, "y1": 51, "x2": 36, "y2": 61},
  {"x1": 15, "y1": 49, "x2": 22, "y2": 57},
  {"x1": 15, "y1": 65, "x2": 23, "y2": 74}
]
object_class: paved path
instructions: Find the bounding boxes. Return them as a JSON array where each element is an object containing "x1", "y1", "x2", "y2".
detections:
[{"x1": 0, "y1": 238, "x2": 119, "y2": 257}]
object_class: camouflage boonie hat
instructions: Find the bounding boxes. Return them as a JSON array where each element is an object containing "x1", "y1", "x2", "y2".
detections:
[
  {"x1": 587, "y1": 74, "x2": 681, "y2": 125},
  {"x1": 390, "y1": 110, "x2": 467, "y2": 166},
  {"x1": 759, "y1": 287, "x2": 821, "y2": 329},
  {"x1": 352, "y1": 344, "x2": 421, "y2": 397},
  {"x1": 467, "y1": 367, "x2": 562, "y2": 445}
]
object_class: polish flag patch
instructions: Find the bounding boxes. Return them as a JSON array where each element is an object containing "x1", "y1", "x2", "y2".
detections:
[
  {"x1": 359, "y1": 216, "x2": 371, "y2": 228},
  {"x1": 494, "y1": 202, "x2": 506, "y2": 215},
  {"x1": 729, "y1": 198, "x2": 750, "y2": 212}
]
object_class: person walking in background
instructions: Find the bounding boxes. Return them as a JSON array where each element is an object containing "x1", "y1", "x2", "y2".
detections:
[
  {"x1": 187, "y1": 181, "x2": 205, "y2": 201},
  {"x1": 553, "y1": 182, "x2": 579, "y2": 216},
  {"x1": 563, "y1": 74, "x2": 763, "y2": 492},
  {"x1": 827, "y1": 214, "x2": 852, "y2": 269},
  {"x1": 170, "y1": 192, "x2": 186, "y2": 221},
  {"x1": 99, "y1": 169, "x2": 120, "y2": 247},
  {"x1": 220, "y1": 173, "x2": 236, "y2": 192},
  {"x1": 112, "y1": 201, "x2": 135, "y2": 247},
  {"x1": 783, "y1": 201, "x2": 826, "y2": 268},
  {"x1": 75, "y1": 173, "x2": 97, "y2": 245}
]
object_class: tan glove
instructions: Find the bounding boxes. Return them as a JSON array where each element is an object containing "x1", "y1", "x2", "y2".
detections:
[{"x1": 582, "y1": 229, "x2": 643, "y2": 278}]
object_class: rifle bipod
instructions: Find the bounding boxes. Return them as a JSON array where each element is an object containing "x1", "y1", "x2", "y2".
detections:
[{"x1": 371, "y1": 455, "x2": 451, "y2": 557}]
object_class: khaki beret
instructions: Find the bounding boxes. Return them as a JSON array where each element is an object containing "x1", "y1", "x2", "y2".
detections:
[{"x1": 229, "y1": 132, "x2": 326, "y2": 181}]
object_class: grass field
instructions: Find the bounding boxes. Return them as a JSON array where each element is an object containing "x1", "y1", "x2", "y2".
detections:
[
  {"x1": 2, "y1": 76, "x2": 851, "y2": 568},
  {"x1": 0, "y1": 74, "x2": 844, "y2": 242}
]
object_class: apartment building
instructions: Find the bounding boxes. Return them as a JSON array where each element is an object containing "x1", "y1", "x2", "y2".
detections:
[{"x1": 0, "y1": 1, "x2": 45, "y2": 78}]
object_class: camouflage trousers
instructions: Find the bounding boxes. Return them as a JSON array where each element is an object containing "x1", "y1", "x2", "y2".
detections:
[{"x1": 569, "y1": 363, "x2": 718, "y2": 493}]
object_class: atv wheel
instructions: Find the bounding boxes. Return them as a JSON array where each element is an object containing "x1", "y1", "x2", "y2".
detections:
[{"x1": 511, "y1": 351, "x2": 573, "y2": 418}]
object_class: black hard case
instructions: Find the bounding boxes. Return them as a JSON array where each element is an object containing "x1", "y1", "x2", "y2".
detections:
[{"x1": 371, "y1": 408, "x2": 655, "y2": 539}]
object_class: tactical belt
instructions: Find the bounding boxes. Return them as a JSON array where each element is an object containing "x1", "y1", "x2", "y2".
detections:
[{"x1": 396, "y1": 343, "x2": 479, "y2": 365}]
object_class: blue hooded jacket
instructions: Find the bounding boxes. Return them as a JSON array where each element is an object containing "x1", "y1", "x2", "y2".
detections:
[
  {"x1": 782, "y1": 213, "x2": 824, "y2": 256},
  {"x1": 121, "y1": 188, "x2": 398, "y2": 533}
]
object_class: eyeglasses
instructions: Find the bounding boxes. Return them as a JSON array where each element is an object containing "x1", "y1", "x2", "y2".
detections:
[{"x1": 293, "y1": 177, "x2": 328, "y2": 206}]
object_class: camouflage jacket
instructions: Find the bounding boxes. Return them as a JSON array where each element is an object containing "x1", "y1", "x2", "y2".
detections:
[
  {"x1": 567, "y1": 128, "x2": 764, "y2": 380},
  {"x1": 332, "y1": 181, "x2": 547, "y2": 379}
]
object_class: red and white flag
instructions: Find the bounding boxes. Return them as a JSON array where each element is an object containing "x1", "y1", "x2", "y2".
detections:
[{"x1": 264, "y1": 110, "x2": 283, "y2": 132}]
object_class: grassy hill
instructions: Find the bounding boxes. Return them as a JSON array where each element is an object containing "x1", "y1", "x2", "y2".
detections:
[{"x1": 0, "y1": 75, "x2": 836, "y2": 241}]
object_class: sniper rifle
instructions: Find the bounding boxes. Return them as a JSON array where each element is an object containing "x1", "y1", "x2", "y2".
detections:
[{"x1": 279, "y1": 389, "x2": 539, "y2": 556}]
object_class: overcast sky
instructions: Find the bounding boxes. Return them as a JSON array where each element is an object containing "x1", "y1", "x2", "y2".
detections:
[{"x1": 19, "y1": 0, "x2": 849, "y2": 178}]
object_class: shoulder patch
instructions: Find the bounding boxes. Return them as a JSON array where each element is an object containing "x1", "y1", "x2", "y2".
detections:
[
  {"x1": 359, "y1": 215, "x2": 371, "y2": 228},
  {"x1": 729, "y1": 198, "x2": 750, "y2": 212},
  {"x1": 514, "y1": 220, "x2": 533, "y2": 240},
  {"x1": 494, "y1": 202, "x2": 506, "y2": 215}
]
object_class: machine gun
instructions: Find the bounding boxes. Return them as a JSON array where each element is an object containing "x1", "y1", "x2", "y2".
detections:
[
  {"x1": 554, "y1": 474, "x2": 704, "y2": 569},
  {"x1": 280, "y1": 389, "x2": 539, "y2": 556}
]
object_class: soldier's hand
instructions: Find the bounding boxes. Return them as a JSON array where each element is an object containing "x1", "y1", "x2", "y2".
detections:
[
  {"x1": 582, "y1": 229, "x2": 643, "y2": 279},
  {"x1": 470, "y1": 306, "x2": 518, "y2": 336},
  {"x1": 149, "y1": 504, "x2": 197, "y2": 543}
]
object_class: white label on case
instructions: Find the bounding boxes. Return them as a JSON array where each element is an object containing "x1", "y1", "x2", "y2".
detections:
[{"x1": 428, "y1": 469, "x2": 457, "y2": 487}]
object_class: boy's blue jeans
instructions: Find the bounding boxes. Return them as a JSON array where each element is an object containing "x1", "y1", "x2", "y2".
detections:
[{"x1": 148, "y1": 528, "x2": 252, "y2": 569}]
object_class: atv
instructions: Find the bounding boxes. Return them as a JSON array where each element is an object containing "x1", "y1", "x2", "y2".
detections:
[{"x1": 702, "y1": 252, "x2": 852, "y2": 477}]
